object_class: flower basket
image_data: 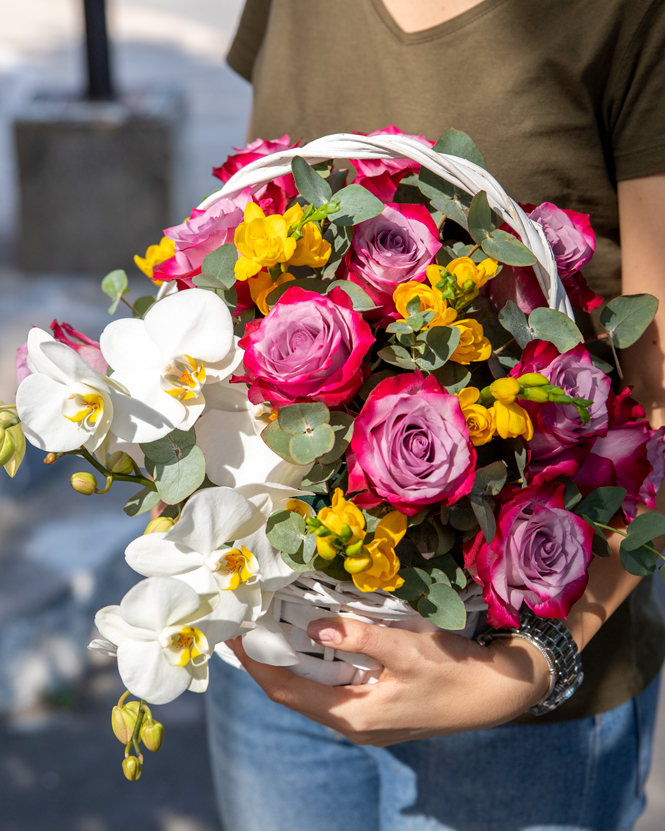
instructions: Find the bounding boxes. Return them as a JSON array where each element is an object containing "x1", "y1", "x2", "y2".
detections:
[{"x1": 206, "y1": 132, "x2": 573, "y2": 685}]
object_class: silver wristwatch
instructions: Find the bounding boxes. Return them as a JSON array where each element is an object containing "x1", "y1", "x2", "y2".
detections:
[{"x1": 476, "y1": 608, "x2": 584, "y2": 716}]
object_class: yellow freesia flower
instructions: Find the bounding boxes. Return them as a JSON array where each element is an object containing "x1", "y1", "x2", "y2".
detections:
[
  {"x1": 491, "y1": 400, "x2": 534, "y2": 441},
  {"x1": 234, "y1": 203, "x2": 300, "y2": 281},
  {"x1": 489, "y1": 377, "x2": 522, "y2": 405},
  {"x1": 316, "y1": 489, "x2": 366, "y2": 560},
  {"x1": 446, "y1": 256, "x2": 498, "y2": 289},
  {"x1": 288, "y1": 210, "x2": 332, "y2": 269},
  {"x1": 286, "y1": 498, "x2": 315, "y2": 520},
  {"x1": 457, "y1": 387, "x2": 495, "y2": 446},
  {"x1": 134, "y1": 236, "x2": 176, "y2": 283},
  {"x1": 248, "y1": 270, "x2": 296, "y2": 314},
  {"x1": 392, "y1": 282, "x2": 457, "y2": 328},
  {"x1": 348, "y1": 510, "x2": 406, "y2": 593},
  {"x1": 450, "y1": 319, "x2": 492, "y2": 364}
]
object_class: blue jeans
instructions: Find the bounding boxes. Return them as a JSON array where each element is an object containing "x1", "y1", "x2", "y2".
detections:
[{"x1": 206, "y1": 659, "x2": 660, "y2": 831}]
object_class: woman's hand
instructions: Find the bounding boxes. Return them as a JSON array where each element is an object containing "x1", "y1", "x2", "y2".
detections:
[{"x1": 228, "y1": 619, "x2": 551, "y2": 747}]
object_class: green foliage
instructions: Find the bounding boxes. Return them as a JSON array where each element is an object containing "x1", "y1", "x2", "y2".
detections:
[
  {"x1": 433, "y1": 129, "x2": 487, "y2": 169},
  {"x1": 377, "y1": 344, "x2": 418, "y2": 370},
  {"x1": 326, "y1": 280, "x2": 376, "y2": 311},
  {"x1": 432, "y1": 362, "x2": 471, "y2": 393},
  {"x1": 102, "y1": 270, "x2": 129, "y2": 314},
  {"x1": 196, "y1": 243, "x2": 237, "y2": 290},
  {"x1": 620, "y1": 513, "x2": 665, "y2": 551},
  {"x1": 317, "y1": 412, "x2": 354, "y2": 465},
  {"x1": 480, "y1": 229, "x2": 537, "y2": 267},
  {"x1": 472, "y1": 461, "x2": 508, "y2": 496},
  {"x1": 133, "y1": 295, "x2": 157, "y2": 318},
  {"x1": 278, "y1": 402, "x2": 330, "y2": 435},
  {"x1": 468, "y1": 191, "x2": 494, "y2": 244},
  {"x1": 418, "y1": 582, "x2": 467, "y2": 630},
  {"x1": 498, "y1": 301, "x2": 533, "y2": 348},
  {"x1": 416, "y1": 326, "x2": 461, "y2": 371},
  {"x1": 528, "y1": 308, "x2": 583, "y2": 353},
  {"x1": 329, "y1": 184, "x2": 384, "y2": 226},
  {"x1": 266, "y1": 509, "x2": 308, "y2": 555},
  {"x1": 141, "y1": 428, "x2": 205, "y2": 505},
  {"x1": 600, "y1": 294, "x2": 659, "y2": 349},
  {"x1": 575, "y1": 487, "x2": 626, "y2": 525},
  {"x1": 267, "y1": 278, "x2": 327, "y2": 307},
  {"x1": 292, "y1": 156, "x2": 333, "y2": 207},
  {"x1": 123, "y1": 487, "x2": 162, "y2": 517},
  {"x1": 322, "y1": 225, "x2": 353, "y2": 279},
  {"x1": 288, "y1": 426, "x2": 336, "y2": 465}
]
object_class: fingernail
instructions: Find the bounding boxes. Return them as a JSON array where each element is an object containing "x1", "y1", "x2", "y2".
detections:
[{"x1": 308, "y1": 621, "x2": 341, "y2": 644}]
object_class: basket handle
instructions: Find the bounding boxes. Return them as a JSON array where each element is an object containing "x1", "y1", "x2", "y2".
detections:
[{"x1": 199, "y1": 132, "x2": 573, "y2": 319}]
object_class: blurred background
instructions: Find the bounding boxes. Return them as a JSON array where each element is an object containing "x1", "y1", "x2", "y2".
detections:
[{"x1": 0, "y1": 3, "x2": 662, "y2": 830}]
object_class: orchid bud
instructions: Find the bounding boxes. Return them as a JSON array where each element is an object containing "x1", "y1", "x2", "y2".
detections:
[
  {"x1": 140, "y1": 718, "x2": 164, "y2": 752},
  {"x1": 44, "y1": 453, "x2": 58, "y2": 465},
  {"x1": 144, "y1": 516, "x2": 175, "y2": 535},
  {"x1": 0, "y1": 427, "x2": 16, "y2": 466},
  {"x1": 122, "y1": 756, "x2": 142, "y2": 781},
  {"x1": 107, "y1": 451, "x2": 134, "y2": 475},
  {"x1": 111, "y1": 700, "x2": 140, "y2": 744},
  {"x1": 71, "y1": 472, "x2": 98, "y2": 495}
]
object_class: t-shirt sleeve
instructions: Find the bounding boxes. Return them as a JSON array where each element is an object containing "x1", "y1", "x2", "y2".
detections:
[
  {"x1": 226, "y1": 0, "x2": 273, "y2": 82},
  {"x1": 610, "y1": 0, "x2": 665, "y2": 181}
]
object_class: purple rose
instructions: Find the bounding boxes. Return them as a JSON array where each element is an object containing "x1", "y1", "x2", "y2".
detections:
[
  {"x1": 346, "y1": 203, "x2": 440, "y2": 319},
  {"x1": 527, "y1": 202, "x2": 595, "y2": 277},
  {"x1": 512, "y1": 341, "x2": 610, "y2": 448},
  {"x1": 639, "y1": 427, "x2": 665, "y2": 509},
  {"x1": 347, "y1": 373, "x2": 476, "y2": 515},
  {"x1": 465, "y1": 483, "x2": 593, "y2": 628},
  {"x1": 154, "y1": 197, "x2": 244, "y2": 286}
]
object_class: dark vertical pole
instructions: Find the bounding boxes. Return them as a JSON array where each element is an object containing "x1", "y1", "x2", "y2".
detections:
[{"x1": 83, "y1": 0, "x2": 115, "y2": 101}]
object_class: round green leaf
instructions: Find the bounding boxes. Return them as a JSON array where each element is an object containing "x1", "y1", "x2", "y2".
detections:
[
  {"x1": 147, "y1": 445, "x2": 206, "y2": 505},
  {"x1": 278, "y1": 402, "x2": 330, "y2": 435},
  {"x1": 266, "y1": 510, "x2": 307, "y2": 555},
  {"x1": 289, "y1": 424, "x2": 335, "y2": 465},
  {"x1": 140, "y1": 428, "x2": 197, "y2": 464},
  {"x1": 481, "y1": 229, "x2": 537, "y2": 267},
  {"x1": 620, "y1": 512, "x2": 665, "y2": 551},
  {"x1": 528, "y1": 308, "x2": 583, "y2": 353},
  {"x1": 600, "y1": 294, "x2": 659, "y2": 349},
  {"x1": 468, "y1": 191, "x2": 493, "y2": 245},
  {"x1": 329, "y1": 184, "x2": 384, "y2": 226},
  {"x1": 418, "y1": 583, "x2": 467, "y2": 630},
  {"x1": 292, "y1": 156, "x2": 333, "y2": 208}
]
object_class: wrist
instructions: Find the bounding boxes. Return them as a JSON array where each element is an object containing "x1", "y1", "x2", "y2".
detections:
[{"x1": 490, "y1": 638, "x2": 552, "y2": 708}]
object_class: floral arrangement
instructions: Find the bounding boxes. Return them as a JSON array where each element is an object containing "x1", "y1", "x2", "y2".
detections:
[{"x1": 4, "y1": 128, "x2": 665, "y2": 781}]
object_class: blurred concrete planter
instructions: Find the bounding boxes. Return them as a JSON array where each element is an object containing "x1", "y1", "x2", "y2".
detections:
[{"x1": 14, "y1": 89, "x2": 185, "y2": 274}]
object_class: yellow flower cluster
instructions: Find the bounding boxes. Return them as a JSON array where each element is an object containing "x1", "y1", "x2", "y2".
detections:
[
  {"x1": 444, "y1": 256, "x2": 498, "y2": 290},
  {"x1": 313, "y1": 490, "x2": 405, "y2": 592},
  {"x1": 234, "y1": 203, "x2": 331, "y2": 282},
  {"x1": 393, "y1": 282, "x2": 457, "y2": 329},
  {"x1": 457, "y1": 385, "x2": 533, "y2": 445},
  {"x1": 134, "y1": 236, "x2": 176, "y2": 283}
]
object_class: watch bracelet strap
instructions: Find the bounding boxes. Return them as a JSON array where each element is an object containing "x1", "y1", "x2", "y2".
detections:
[{"x1": 475, "y1": 608, "x2": 584, "y2": 716}]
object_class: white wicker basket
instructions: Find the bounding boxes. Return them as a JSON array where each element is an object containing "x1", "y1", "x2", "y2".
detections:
[{"x1": 207, "y1": 133, "x2": 572, "y2": 685}]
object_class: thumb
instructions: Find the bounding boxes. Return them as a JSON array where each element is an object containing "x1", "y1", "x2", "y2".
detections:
[{"x1": 307, "y1": 617, "x2": 412, "y2": 669}]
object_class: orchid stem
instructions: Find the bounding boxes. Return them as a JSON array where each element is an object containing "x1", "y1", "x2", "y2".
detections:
[
  {"x1": 120, "y1": 295, "x2": 141, "y2": 317},
  {"x1": 73, "y1": 448, "x2": 157, "y2": 491}
]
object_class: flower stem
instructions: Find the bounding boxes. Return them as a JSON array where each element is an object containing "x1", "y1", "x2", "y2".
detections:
[
  {"x1": 75, "y1": 448, "x2": 157, "y2": 491},
  {"x1": 591, "y1": 522, "x2": 665, "y2": 562},
  {"x1": 120, "y1": 295, "x2": 141, "y2": 317}
]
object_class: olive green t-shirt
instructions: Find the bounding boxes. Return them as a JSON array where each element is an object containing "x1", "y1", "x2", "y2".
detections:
[{"x1": 227, "y1": 0, "x2": 665, "y2": 722}]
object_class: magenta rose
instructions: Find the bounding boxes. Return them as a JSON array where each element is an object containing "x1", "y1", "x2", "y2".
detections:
[
  {"x1": 575, "y1": 389, "x2": 654, "y2": 521},
  {"x1": 487, "y1": 265, "x2": 602, "y2": 315},
  {"x1": 347, "y1": 373, "x2": 475, "y2": 515},
  {"x1": 350, "y1": 125, "x2": 434, "y2": 202},
  {"x1": 513, "y1": 341, "x2": 610, "y2": 447},
  {"x1": 155, "y1": 198, "x2": 244, "y2": 287},
  {"x1": 234, "y1": 287, "x2": 374, "y2": 408},
  {"x1": 465, "y1": 483, "x2": 593, "y2": 628},
  {"x1": 639, "y1": 427, "x2": 665, "y2": 509},
  {"x1": 213, "y1": 135, "x2": 299, "y2": 214},
  {"x1": 346, "y1": 203, "x2": 441, "y2": 319},
  {"x1": 527, "y1": 202, "x2": 595, "y2": 277}
]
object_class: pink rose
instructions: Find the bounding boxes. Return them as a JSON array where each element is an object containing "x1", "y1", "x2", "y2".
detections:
[
  {"x1": 213, "y1": 136, "x2": 299, "y2": 215},
  {"x1": 574, "y1": 389, "x2": 654, "y2": 521},
  {"x1": 347, "y1": 373, "x2": 475, "y2": 516},
  {"x1": 350, "y1": 125, "x2": 434, "y2": 202},
  {"x1": 639, "y1": 427, "x2": 665, "y2": 509},
  {"x1": 487, "y1": 265, "x2": 602, "y2": 315},
  {"x1": 155, "y1": 198, "x2": 245, "y2": 288},
  {"x1": 465, "y1": 483, "x2": 593, "y2": 628},
  {"x1": 234, "y1": 287, "x2": 374, "y2": 408},
  {"x1": 346, "y1": 203, "x2": 441, "y2": 319},
  {"x1": 527, "y1": 202, "x2": 595, "y2": 277}
]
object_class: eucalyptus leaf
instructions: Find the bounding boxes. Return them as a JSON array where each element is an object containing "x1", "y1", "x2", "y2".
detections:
[
  {"x1": 502, "y1": 437, "x2": 528, "y2": 485},
  {"x1": 198, "y1": 243, "x2": 237, "y2": 290},
  {"x1": 278, "y1": 402, "x2": 331, "y2": 435},
  {"x1": 418, "y1": 582, "x2": 467, "y2": 630},
  {"x1": 562, "y1": 478, "x2": 583, "y2": 510},
  {"x1": 140, "y1": 428, "x2": 197, "y2": 464},
  {"x1": 301, "y1": 460, "x2": 342, "y2": 488},
  {"x1": 430, "y1": 192, "x2": 472, "y2": 230},
  {"x1": 432, "y1": 362, "x2": 471, "y2": 393},
  {"x1": 378, "y1": 344, "x2": 418, "y2": 370},
  {"x1": 123, "y1": 487, "x2": 161, "y2": 517},
  {"x1": 266, "y1": 278, "x2": 327, "y2": 307},
  {"x1": 498, "y1": 301, "x2": 533, "y2": 348},
  {"x1": 408, "y1": 521, "x2": 439, "y2": 560},
  {"x1": 133, "y1": 295, "x2": 156, "y2": 318},
  {"x1": 261, "y1": 420, "x2": 297, "y2": 463},
  {"x1": 266, "y1": 509, "x2": 307, "y2": 555},
  {"x1": 620, "y1": 543, "x2": 658, "y2": 576},
  {"x1": 575, "y1": 487, "x2": 626, "y2": 525},
  {"x1": 326, "y1": 280, "x2": 377, "y2": 311},
  {"x1": 102, "y1": 269, "x2": 129, "y2": 314},
  {"x1": 281, "y1": 549, "x2": 314, "y2": 572},
  {"x1": 302, "y1": 533, "x2": 318, "y2": 564},
  {"x1": 432, "y1": 128, "x2": 487, "y2": 169},
  {"x1": 600, "y1": 294, "x2": 659, "y2": 348},
  {"x1": 359, "y1": 369, "x2": 398, "y2": 400},
  {"x1": 481, "y1": 229, "x2": 537, "y2": 267},
  {"x1": 391, "y1": 567, "x2": 433, "y2": 602},
  {"x1": 322, "y1": 225, "x2": 353, "y2": 279},
  {"x1": 329, "y1": 184, "x2": 384, "y2": 226},
  {"x1": 146, "y1": 446, "x2": 206, "y2": 505},
  {"x1": 620, "y1": 512, "x2": 665, "y2": 551},
  {"x1": 434, "y1": 521, "x2": 456, "y2": 557},
  {"x1": 429, "y1": 552, "x2": 466, "y2": 590},
  {"x1": 529, "y1": 308, "x2": 583, "y2": 353},
  {"x1": 317, "y1": 412, "x2": 354, "y2": 465},
  {"x1": 472, "y1": 461, "x2": 508, "y2": 496},
  {"x1": 449, "y1": 500, "x2": 478, "y2": 532},
  {"x1": 469, "y1": 494, "x2": 496, "y2": 544},
  {"x1": 467, "y1": 191, "x2": 494, "y2": 245},
  {"x1": 417, "y1": 325, "x2": 461, "y2": 371},
  {"x1": 291, "y1": 156, "x2": 333, "y2": 207},
  {"x1": 289, "y1": 424, "x2": 336, "y2": 465}
]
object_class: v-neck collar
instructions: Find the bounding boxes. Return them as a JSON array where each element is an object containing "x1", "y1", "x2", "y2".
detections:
[{"x1": 369, "y1": 0, "x2": 510, "y2": 44}]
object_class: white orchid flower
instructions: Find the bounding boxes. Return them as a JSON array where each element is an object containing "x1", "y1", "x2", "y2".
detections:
[
  {"x1": 99, "y1": 288, "x2": 241, "y2": 443},
  {"x1": 124, "y1": 487, "x2": 295, "y2": 636},
  {"x1": 94, "y1": 576, "x2": 234, "y2": 705},
  {"x1": 16, "y1": 329, "x2": 127, "y2": 454}
]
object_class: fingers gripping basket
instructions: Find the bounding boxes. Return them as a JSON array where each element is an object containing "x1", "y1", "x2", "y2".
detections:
[{"x1": 206, "y1": 133, "x2": 574, "y2": 686}]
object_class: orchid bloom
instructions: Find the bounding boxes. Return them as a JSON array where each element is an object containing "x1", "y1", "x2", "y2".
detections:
[
  {"x1": 94, "y1": 577, "x2": 231, "y2": 705},
  {"x1": 16, "y1": 328, "x2": 127, "y2": 454},
  {"x1": 99, "y1": 288, "x2": 240, "y2": 443},
  {"x1": 124, "y1": 487, "x2": 297, "y2": 638}
]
